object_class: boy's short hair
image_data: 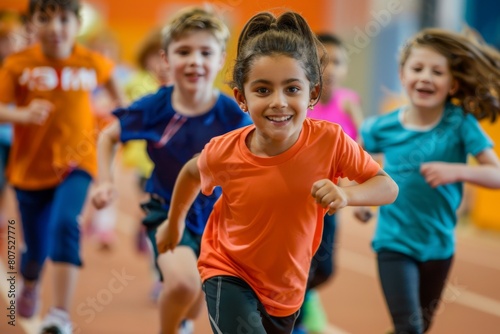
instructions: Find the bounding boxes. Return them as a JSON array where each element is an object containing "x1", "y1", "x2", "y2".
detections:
[
  {"x1": 161, "y1": 7, "x2": 229, "y2": 52},
  {"x1": 316, "y1": 33, "x2": 343, "y2": 48},
  {"x1": 29, "y1": 0, "x2": 81, "y2": 17}
]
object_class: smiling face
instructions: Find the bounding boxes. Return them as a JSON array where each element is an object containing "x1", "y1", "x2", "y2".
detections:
[
  {"x1": 31, "y1": 8, "x2": 80, "y2": 59},
  {"x1": 400, "y1": 46, "x2": 456, "y2": 113},
  {"x1": 235, "y1": 55, "x2": 318, "y2": 155},
  {"x1": 165, "y1": 30, "x2": 225, "y2": 94}
]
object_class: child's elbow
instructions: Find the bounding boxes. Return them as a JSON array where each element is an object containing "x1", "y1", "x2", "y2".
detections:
[
  {"x1": 387, "y1": 179, "x2": 399, "y2": 203},
  {"x1": 375, "y1": 171, "x2": 399, "y2": 204}
]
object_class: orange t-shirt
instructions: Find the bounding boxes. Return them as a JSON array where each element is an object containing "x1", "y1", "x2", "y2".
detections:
[
  {"x1": 197, "y1": 118, "x2": 380, "y2": 317},
  {"x1": 0, "y1": 44, "x2": 113, "y2": 189}
]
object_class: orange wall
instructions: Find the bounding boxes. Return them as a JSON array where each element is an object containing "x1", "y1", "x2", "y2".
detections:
[
  {"x1": 3, "y1": 0, "x2": 336, "y2": 62},
  {"x1": 2, "y1": 0, "x2": 371, "y2": 93},
  {"x1": 3, "y1": 0, "x2": 371, "y2": 64},
  {"x1": 89, "y1": 0, "x2": 336, "y2": 64},
  {"x1": 1, "y1": 0, "x2": 26, "y2": 11},
  {"x1": 471, "y1": 121, "x2": 500, "y2": 231}
]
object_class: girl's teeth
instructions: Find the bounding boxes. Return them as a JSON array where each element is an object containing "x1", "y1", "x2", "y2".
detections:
[{"x1": 268, "y1": 116, "x2": 291, "y2": 122}]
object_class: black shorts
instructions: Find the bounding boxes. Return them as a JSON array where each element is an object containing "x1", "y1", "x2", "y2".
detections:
[
  {"x1": 142, "y1": 195, "x2": 202, "y2": 259},
  {"x1": 203, "y1": 276, "x2": 299, "y2": 334}
]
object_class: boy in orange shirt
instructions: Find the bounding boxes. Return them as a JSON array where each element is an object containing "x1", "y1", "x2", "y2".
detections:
[
  {"x1": 0, "y1": 1, "x2": 124, "y2": 333},
  {"x1": 157, "y1": 11, "x2": 399, "y2": 334}
]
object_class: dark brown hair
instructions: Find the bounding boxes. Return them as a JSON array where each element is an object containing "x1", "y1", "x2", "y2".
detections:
[
  {"x1": 316, "y1": 32, "x2": 343, "y2": 48},
  {"x1": 231, "y1": 11, "x2": 325, "y2": 103},
  {"x1": 29, "y1": 0, "x2": 81, "y2": 17}
]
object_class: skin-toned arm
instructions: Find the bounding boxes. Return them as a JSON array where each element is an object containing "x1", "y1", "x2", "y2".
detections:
[
  {"x1": 103, "y1": 76, "x2": 127, "y2": 108},
  {"x1": 312, "y1": 169, "x2": 398, "y2": 215},
  {"x1": 156, "y1": 156, "x2": 202, "y2": 253},
  {"x1": 0, "y1": 100, "x2": 53, "y2": 125},
  {"x1": 343, "y1": 99, "x2": 364, "y2": 135},
  {"x1": 420, "y1": 148, "x2": 500, "y2": 188},
  {"x1": 91, "y1": 121, "x2": 121, "y2": 209},
  {"x1": 91, "y1": 74, "x2": 128, "y2": 208}
]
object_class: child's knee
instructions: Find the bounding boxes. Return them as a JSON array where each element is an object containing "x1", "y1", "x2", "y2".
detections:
[
  {"x1": 163, "y1": 278, "x2": 200, "y2": 306},
  {"x1": 50, "y1": 248, "x2": 81, "y2": 266}
]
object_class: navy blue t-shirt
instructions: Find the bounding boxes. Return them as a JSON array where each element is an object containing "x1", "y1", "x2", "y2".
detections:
[{"x1": 113, "y1": 85, "x2": 252, "y2": 234}]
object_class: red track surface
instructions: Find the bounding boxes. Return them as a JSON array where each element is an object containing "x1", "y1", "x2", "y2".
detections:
[{"x1": 1, "y1": 168, "x2": 499, "y2": 334}]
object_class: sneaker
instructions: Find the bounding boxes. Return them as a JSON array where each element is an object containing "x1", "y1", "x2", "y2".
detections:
[
  {"x1": 179, "y1": 320, "x2": 194, "y2": 334},
  {"x1": 302, "y1": 289, "x2": 328, "y2": 333},
  {"x1": 39, "y1": 308, "x2": 72, "y2": 334},
  {"x1": 17, "y1": 282, "x2": 39, "y2": 318}
]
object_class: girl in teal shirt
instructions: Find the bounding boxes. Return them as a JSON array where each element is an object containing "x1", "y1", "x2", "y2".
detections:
[{"x1": 359, "y1": 28, "x2": 500, "y2": 334}]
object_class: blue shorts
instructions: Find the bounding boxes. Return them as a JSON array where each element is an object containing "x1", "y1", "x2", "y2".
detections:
[
  {"x1": 15, "y1": 170, "x2": 91, "y2": 281},
  {"x1": 0, "y1": 143, "x2": 10, "y2": 191}
]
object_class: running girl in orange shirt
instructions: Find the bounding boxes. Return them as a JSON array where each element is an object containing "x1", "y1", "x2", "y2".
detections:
[
  {"x1": 157, "y1": 11, "x2": 399, "y2": 334},
  {"x1": 0, "y1": 1, "x2": 124, "y2": 333}
]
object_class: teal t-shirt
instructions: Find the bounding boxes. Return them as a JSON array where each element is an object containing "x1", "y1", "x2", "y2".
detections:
[{"x1": 361, "y1": 103, "x2": 492, "y2": 261}]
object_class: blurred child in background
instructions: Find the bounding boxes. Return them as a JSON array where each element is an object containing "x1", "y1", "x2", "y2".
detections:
[
  {"x1": 309, "y1": 33, "x2": 364, "y2": 139},
  {"x1": 80, "y1": 29, "x2": 135, "y2": 250},
  {"x1": 0, "y1": 10, "x2": 27, "y2": 62},
  {"x1": 122, "y1": 27, "x2": 170, "y2": 202},
  {"x1": 0, "y1": 1, "x2": 124, "y2": 333},
  {"x1": 357, "y1": 28, "x2": 500, "y2": 334},
  {"x1": 0, "y1": 11, "x2": 19, "y2": 246},
  {"x1": 0, "y1": 10, "x2": 29, "y2": 238},
  {"x1": 122, "y1": 27, "x2": 170, "y2": 301}
]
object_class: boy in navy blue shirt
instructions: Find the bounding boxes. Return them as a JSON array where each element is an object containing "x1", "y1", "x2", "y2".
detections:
[{"x1": 92, "y1": 7, "x2": 251, "y2": 334}]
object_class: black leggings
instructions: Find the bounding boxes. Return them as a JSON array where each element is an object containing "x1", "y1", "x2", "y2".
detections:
[
  {"x1": 307, "y1": 213, "x2": 337, "y2": 289},
  {"x1": 203, "y1": 276, "x2": 299, "y2": 334},
  {"x1": 295, "y1": 214, "x2": 337, "y2": 325},
  {"x1": 377, "y1": 251, "x2": 453, "y2": 334}
]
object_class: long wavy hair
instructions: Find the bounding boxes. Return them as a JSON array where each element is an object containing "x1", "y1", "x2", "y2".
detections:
[{"x1": 400, "y1": 28, "x2": 500, "y2": 122}]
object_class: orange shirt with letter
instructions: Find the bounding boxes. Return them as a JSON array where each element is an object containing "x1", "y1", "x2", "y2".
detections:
[
  {"x1": 197, "y1": 118, "x2": 380, "y2": 317},
  {"x1": 0, "y1": 44, "x2": 113, "y2": 189}
]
